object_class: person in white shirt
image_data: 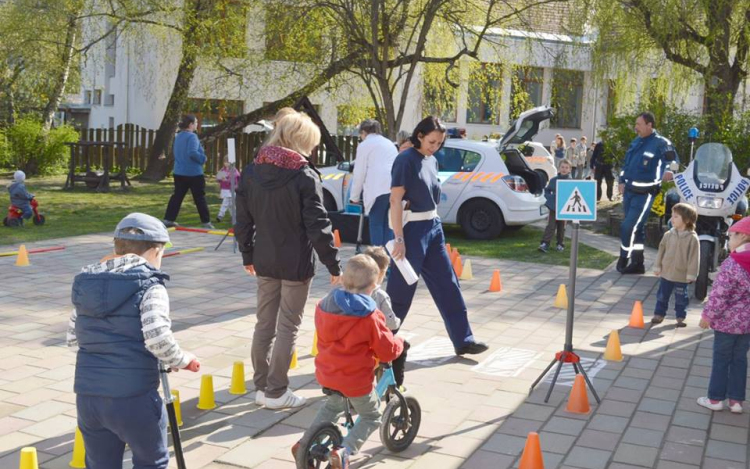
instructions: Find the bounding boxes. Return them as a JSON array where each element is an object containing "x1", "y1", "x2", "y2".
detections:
[{"x1": 349, "y1": 120, "x2": 399, "y2": 246}]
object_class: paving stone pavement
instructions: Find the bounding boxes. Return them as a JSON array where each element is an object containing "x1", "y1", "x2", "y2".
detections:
[{"x1": 0, "y1": 228, "x2": 747, "y2": 468}]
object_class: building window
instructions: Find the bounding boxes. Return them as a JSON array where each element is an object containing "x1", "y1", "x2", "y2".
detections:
[
  {"x1": 186, "y1": 98, "x2": 244, "y2": 131},
  {"x1": 264, "y1": 6, "x2": 324, "y2": 62},
  {"x1": 466, "y1": 63, "x2": 503, "y2": 125},
  {"x1": 108, "y1": 117, "x2": 115, "y2": 128},
  {"x1": 84, "y1": 90, "x2": 92, "y2": 105},
  {"x1": 104, "y1": 94, "x2": 115, "y2": 106},
  {"x1": 93, "y1": 90, "x2": 102, "y2": 105},
  {"x1": 510, "y1": 66, "x2": 543, "y2": 120},
  {"x1": 422, "y1": 64, "x2": 458, "y2": 123},
  {"x1": 551, "y1": 69, "x2": 583, "y2": 129}
]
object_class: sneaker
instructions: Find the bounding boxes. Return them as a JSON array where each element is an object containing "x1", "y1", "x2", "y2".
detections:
[
  {"x1": 291, "y1": 441, "x2": 315, "y2": 469},
  {"x1": 255, "y1": 390, "x2": 265, "y2": 406},
  {"x1": 729, "y1": 401, "x2": 743, "y2": 414},
  {"x1": 538, "y1": 243, "x2": 549, "y2": 253},
  {"x1": 215, "y1": 217, "x2": 223, "y2": 223},
  {"x1": 265, "y1": 389, "x2": 307, "y2": 409},
  {"x1": 455, "y1": 341, "x2": 489, "y2": 355},
  {"x1": 697, "y1": 396, "x2": 724, "y2": 411},
  {"x1": 556, "y1": 244, "x2": 564, "y2": 252},
  {"x1": 676, "y1": 318, "x2": 687, "y2": 328},
  {"x1": 329, "y1": 446, "x2": 350, "y2": 469},
  {"x1": 202, "y1": 222, "x2": 215, "y2": 230},
  {"x1": 651, "y1": 316, "x2": 665, "y2": 324},
  {"x1": 162, "y1": 219, "x2": 178, "y2": 228}
]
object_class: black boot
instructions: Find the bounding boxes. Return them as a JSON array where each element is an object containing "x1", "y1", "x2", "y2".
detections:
[
  {"x1": 616, "y1": 255, "x2": 629, "y2": 273},
  {"x1": 622, "y1": 251, "x2": 645, "y2": 274}
]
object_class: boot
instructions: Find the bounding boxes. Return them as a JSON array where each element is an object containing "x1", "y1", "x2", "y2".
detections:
[
  {"x1": 616, "y1": 255, "x2": 629, "y2": 273},
  {"x1": 622, "y1": 251, "x2": 645, "y2": 275}
]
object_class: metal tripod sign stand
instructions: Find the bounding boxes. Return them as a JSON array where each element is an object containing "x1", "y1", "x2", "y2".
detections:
[
  {"x1": 215, "y1": 138, "x2": 238, "y2": 253},
  {"x1": 529, "y1": 180, "x2": 601, "y2": 403},
  {"x1": 159, "y1": 365, "x2": 187, "y2": 469}
]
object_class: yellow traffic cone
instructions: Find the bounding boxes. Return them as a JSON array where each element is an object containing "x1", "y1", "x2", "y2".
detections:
[
  {"x1": 69, "y1": 427, "x2": 85, "y2": 468},
  {"x1": 15, "y1": 245, "x2": 30, "y2": 267},
  {"x1": 311, "y1": 331, "x2": 319, "y2": 357},
  {"x1": 171, "y1": 389, "x2": 183, "y2": 426},
  {"x1": 19, "y1": 447, "x2": 38, "y2": 469},
  {"x1": 604, "y1": 330, "x2": 623, "y2": 362},
  {"x1": 229, "y1": 361, "x2": 247, "y2": 395},
  {"x1": 554, "y1": 284, "x2": 568, "y2": 309},
  {"x1": 197, "y1": 375, "x2": 216, "y2": 410},
  {"x1": 289, "y1": 349, "x2": 298, "y2": 370},
  {"x1": 459, "y1": 259, "x2": 473, "y2": 280}
]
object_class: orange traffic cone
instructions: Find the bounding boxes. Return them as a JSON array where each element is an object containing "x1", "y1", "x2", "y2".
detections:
[
  {"x1": 566, "y1": 375, "x2": 591, "y2": 414},
  {"x1": 604, "y1": 330, "x2": 623, "y2": 361},
  {"x1": 453, "y1": 253, "x2": 463, "y2": 277},
  {"x1": 15, "y1": 245, "x2": 30, "y2": 267},
  {"x1": 629, "y1": 301, "x2": 645, "y2": 329},
  {"x1": 489, "y1": 270, "x2": 502, "y2": 292},
  {"x1": 445, "y1": 243, "x2": 452, "y2": 256},
  {"x1": 518, "y1": 432, "x2": 544, "y2": 469},
  {"x1": 333, "y1": 230, "x2": 342, "y2": 248},
  {"x1": 450, "y1": 247, "x2": 459, "y2": 265}
]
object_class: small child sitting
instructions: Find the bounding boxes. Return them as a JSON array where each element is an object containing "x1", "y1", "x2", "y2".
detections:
[
  {"x1": 539, "y1": 159, "x2": 572, "y2": 253},
  {"x1": 697, "y1": 217, "x2": 750, "y2": 413},
  {"x1": 364, "y1": 246, "x2": 410, "y2": 388},
  {"x1": 651, "y1": 203, "x2": 700, "y2": 326},
  {"x1": 215, "y1": 157, "x2": 240, "y2": 223},
  {"x1": 8, "y1": 170, "x2": 34, "y2": 220},
  {"x1": 293, "y1": 254, "x2": 404, "y2": 469},
  {"x1": 67, "y1": 213, "x2": 200, "y2": 468}
]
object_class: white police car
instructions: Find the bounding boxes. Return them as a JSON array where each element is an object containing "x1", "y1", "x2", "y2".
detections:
[{"x1": 320, "y1": 106, "x2": 554, "y2": 240}]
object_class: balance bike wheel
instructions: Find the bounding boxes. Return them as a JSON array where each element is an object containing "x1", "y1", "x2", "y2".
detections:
[
  {"x1": 6, "y1": 217, "x2": 21, "y2": 227},
  {"x1": 33, "y1": 214, "x2": 45, "y2": 225},
  {"x1": 296, "y1": 422, "x2": 342, "y2": 469},
  {"x1": 380, "y1": 395, "x2": 421, "y2": 452},
  {"x1": 2, "y1": 217, "x2": 7, "y2": 226}
]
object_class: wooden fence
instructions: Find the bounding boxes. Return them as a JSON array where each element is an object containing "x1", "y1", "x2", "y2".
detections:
[{"x1": 75, "y1": 124, "x2": 359, "y2": 174}]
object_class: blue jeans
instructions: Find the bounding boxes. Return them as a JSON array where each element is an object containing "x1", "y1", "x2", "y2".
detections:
[
  {"x1": 654, "y1": 278, "x2": 689, "y2": 319},
  {"x1": 708, "y1": 331, "x2": 750, "y2": 402},
  {"x1": 386, "y1": 218, "x2": 475, "y2": 348},
  {"x1": 17, "y1": 202, "x2": 33, "y2": 219},
  {"x1": 620, "y1": 189, "x2": 656, "y2": 259},
  {"x1": 368, "y1": 194, "x2": 393, "y2": 247},
  {"x1": 77, "y1": 389, "x2": 169, "y2": 469}
]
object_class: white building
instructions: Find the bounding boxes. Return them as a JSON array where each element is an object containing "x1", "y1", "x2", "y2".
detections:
[{"x1": 70, "y1": 3, "x2": 750, "y2": 148}]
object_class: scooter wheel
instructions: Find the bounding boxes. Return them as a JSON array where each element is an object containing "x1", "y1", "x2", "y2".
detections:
[
  {"x1": 33, "y1": 214, "x2": 45, "y2": 226},
  {"x1": 380, "y1": 395, "x2": 421, "y2": 452},
  {"x1": 296, "y1": 422, "x2": 342, "y2": 469},
  {"x1": 6, "y1": 218, "x2": 21, "y2": 227}
]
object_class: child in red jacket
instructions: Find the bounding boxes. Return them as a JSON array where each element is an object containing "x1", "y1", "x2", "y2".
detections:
[{"x1": 293, "y1": 254, "x2": 404, "y2": 469}]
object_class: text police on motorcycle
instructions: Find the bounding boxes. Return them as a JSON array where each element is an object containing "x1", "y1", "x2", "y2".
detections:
[{"x1": 617, "y1": 112, "x2": 677, "y2": 274}]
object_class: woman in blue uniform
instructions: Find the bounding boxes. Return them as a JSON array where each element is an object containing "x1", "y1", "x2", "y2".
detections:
[{"x1": 386, "y1": 116, "x2": 488, "y2": 356}]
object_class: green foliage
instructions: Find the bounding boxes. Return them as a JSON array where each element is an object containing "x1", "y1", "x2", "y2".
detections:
[
  {"x1": 422, "y1": 63, "x2": 459, "y2": 122},
  {"x1": 599, "y1": 107, "x2": 750, "y2": 172},
  {"x1": 0, "y1": 119, "x2": 78, "y2": 175}
]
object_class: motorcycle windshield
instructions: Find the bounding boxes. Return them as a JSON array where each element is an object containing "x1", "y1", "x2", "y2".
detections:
[{"x1": 693, "y1": 143, "x2": 732, "y2": 191}]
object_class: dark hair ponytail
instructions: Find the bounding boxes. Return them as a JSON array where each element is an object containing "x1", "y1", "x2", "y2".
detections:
[
  {"x1": 178, "y1": 114, "x2": 197, "y2": 130},
  {"x1": 410, "y1": 116, "x2": 446, "y2": 149}
]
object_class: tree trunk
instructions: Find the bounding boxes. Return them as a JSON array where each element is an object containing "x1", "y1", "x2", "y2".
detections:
[
  {"x1": 703, "y1": 66, "x2": 742, "y2": 136},
  {"x1": 140, "y1": 1, "x2": 204, "y2": 182},
  {"x1": 42, "y1": 11, "x2": 79, "y2": 131}
]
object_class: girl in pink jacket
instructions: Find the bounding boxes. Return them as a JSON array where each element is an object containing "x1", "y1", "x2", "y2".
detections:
[
  {"x1": 698, "y1": 217, "x2": 750, "y2": 413},
  {"x1": 215, "y1": 157, "x2": 240, "y2": 223}
]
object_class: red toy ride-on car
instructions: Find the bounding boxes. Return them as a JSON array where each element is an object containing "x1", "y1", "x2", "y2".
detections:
[{"x1": 3, "y1": 198, "x2": 45, "y2": 227}]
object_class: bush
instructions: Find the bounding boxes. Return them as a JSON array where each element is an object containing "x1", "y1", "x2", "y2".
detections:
[{"x1": 0, "y1": 118, "x2": 79, "y2": 175}]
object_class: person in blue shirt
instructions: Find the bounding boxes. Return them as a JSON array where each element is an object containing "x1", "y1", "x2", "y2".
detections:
[
  {"x1": 617, "y1": 112, "x2": 677, "y2": 274},
  {"x1": 163, "y1": 115, "x2": 213, "y2": 229},
  {"x1": 387, "y1": 116, "x2": 488, "y2": 356}
]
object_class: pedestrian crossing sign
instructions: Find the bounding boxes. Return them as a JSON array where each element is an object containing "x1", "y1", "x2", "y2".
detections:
[{"x1": 555, "y1": 180, "x2": 597, "y2": 221}]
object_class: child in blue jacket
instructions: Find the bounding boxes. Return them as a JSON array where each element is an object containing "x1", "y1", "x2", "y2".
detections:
[{"x1": 539, "y1": 159, "x2": 572, "y2": 253}]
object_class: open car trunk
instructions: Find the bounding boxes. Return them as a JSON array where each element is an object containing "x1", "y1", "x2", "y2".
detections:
[{"x1": 502, "y1": 149, "x2": 544, "y2": 195}]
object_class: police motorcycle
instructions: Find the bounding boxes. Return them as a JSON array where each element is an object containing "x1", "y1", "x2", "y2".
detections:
[{"x1": 666, "y1": 131, "x2": 749, "y2": 300}]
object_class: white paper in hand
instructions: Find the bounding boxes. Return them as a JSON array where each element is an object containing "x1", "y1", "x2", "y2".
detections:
[{"x1": 386, "y1": 240, "x2": 419, "y2": 285}]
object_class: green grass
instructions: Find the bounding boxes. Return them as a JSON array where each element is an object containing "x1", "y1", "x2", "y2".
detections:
[
  {"x1": 444, "y1": 225, "x2": 616, "y2": 270},
  {"x1": 1, "y1": 175, "x2": 617, "y2": 270},
  {"x1": 0, "y1": 175, "x2": 234, "y2": 246}
]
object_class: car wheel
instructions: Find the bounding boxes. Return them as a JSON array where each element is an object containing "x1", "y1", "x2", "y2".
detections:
[
  {"x1": 535, "y1": 170, "x2": 549, "y2": 188},
  {"x1": 323, "y1": 191, "x2": 337, "y2": 212},
  {"x1": 459, "y1": 199, "x2": 505, "y2": 240}
]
